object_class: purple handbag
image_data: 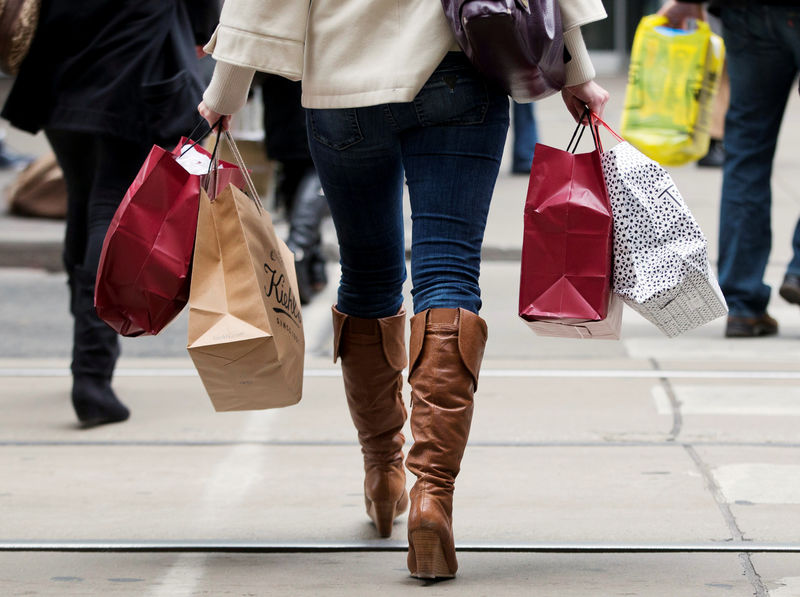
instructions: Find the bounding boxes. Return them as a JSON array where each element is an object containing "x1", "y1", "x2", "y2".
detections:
[{"x1": 441, "y1": 0, "x2": 565, "y2": 101}]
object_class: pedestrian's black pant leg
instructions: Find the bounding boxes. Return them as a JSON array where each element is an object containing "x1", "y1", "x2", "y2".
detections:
[{"x1": 44, "y1": 129, "x2": 95, "y2": 275}]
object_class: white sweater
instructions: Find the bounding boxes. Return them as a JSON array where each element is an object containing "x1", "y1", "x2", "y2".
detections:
[{"x1": 203, "y1": 0, "x2": 607, "y2": 114}]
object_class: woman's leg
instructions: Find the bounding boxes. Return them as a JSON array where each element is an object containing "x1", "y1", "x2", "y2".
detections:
[
  {"x1": 401, "y1": 55, "x2": 509, "y2": 315},
  {"x1": 398, "y1": 53, "x2": 509, "y2": 579},
  {"x1": 307, "y1": 105, "x2": 406, "y2": 318},
  {"x1": 45, "y1": 130, "x2": 93, "y2": 287},
  {"x1": 308, "y1": 105, "x2": 410, "y2": 536}
]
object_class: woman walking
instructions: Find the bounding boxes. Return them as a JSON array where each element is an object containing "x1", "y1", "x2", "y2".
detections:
[{"x1": 199, "y1": 0, "x2": 609, "y2": 579}]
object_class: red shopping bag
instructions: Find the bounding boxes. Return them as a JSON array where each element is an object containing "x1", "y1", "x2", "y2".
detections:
[
  {"x1": 518, "y1": 114, "x2": 618, "y2": 339},
  {"x1": 95, "y1": 137, "x2": 245, "y2": 337}
]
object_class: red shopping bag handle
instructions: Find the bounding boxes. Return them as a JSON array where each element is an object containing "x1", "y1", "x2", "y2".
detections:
[{"x1": 589, "y1": 112, "x2": 626, "y2": 144}]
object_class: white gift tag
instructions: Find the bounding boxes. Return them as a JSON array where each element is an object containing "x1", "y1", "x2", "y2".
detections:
[{"x1": 175, "y1": 145, "x2": 213, "y2": 175}]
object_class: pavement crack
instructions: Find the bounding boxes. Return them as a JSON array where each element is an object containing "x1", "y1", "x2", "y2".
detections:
[
  {"x1": 650, "y1": 358, "x2": 682, "y2": 441},
  {"x1": 738, "y1": 553, "x2": 770, "y2": 597},
  {"x1": 684, "y1": 445, "x2": 770, "y2": 597}
]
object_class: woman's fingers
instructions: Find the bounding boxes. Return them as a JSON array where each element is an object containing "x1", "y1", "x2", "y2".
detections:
[
  {"x1": 197, "y1": 101, "x2": 231, "y2": 131},
  {"x1": 657, "y1": 0, "x2": 705, "y2": 28},
  {"x1": 561, "y1": 80, "x2": 610, "y2": 123}
]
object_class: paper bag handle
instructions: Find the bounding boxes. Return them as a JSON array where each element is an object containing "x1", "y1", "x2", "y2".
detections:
[
  {"x1": 222, "y1": 130, "x2": 263, "y2": 213},
  {"x1": 567, "y1": 106, "x2": 603, "y2": 153},
  {"x1": 589, "y1": 112, "x2": 626, "y2": 144},
  {"x1": 173, "y1": 119, "x2": 227, "y2": 199}
]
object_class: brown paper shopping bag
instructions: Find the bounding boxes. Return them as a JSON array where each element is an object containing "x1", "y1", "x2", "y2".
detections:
[{"x1": 187, "y1": 133, "x2": 304, "y2": 411}]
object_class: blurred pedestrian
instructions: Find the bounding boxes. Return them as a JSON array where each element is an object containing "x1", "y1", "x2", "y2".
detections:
[
  {"x1": 260, "y1": 75, "x2": 329, "y2": 305},
  {"x1": 1, "y1": 0, "x2": 220, "y2": 426},
  {"x1": 198, "y1": 0, "x2": 609, "y2": 579},
  {"x1": 696, "y1": 61, "x2": 727, "y2": 167},
  {"x1": 696, "y1": 14, "x2": 727, "y2": 168},
  {"x1": 660, "y1": 0, "x2": 800, "y2": 337},
  {"x1": 511, "y1": 101, "x2": 540, "y2": 174}
]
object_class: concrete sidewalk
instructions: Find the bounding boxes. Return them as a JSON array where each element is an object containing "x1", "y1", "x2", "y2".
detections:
[
  {"x1": 2, "y1": 74, "x2": 800, "y2": 595},
  {"x1": 2, "y1": 330, "x2": 800, "y2": 595},
  {"x1": 2, "y1": 259, "x2": 800, "y2": 595}
]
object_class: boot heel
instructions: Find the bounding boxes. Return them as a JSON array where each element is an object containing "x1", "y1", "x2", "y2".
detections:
[
  {"x1": 410, "y1": 530, "x2": 454, "y2": 579},
  {"x1": 368, "y1": 500, "x2": 397, "y2": 538}
]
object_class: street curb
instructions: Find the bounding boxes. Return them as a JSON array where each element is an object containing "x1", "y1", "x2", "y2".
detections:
[
  {"x1": 0, "y1": 240, "x2": 63, "y2": 272},
  {"x1": 0, "y1": 237, "x2": 524, "y2": 273}
]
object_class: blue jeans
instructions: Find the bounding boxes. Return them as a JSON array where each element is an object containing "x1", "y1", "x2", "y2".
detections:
[
  {"x1": 307, "y1": 53, "x2": 509, "y2": 318},
  {"x1": 718, "y1": 5, "x2": 800, "y2": 317},
  {"x1": 512, "y1": 101, "x2": 538, "y2": 173}
]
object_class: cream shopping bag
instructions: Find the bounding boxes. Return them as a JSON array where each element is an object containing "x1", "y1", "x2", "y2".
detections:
[{"x1": 187, "y1": 133, "x2": 304, "y2": 411}]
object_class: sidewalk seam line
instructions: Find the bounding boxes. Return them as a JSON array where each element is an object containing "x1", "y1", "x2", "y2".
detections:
[
  {"x1": 651, "y1": 358, "x2": 683, "y2": 441},
  {"x1": 683, "y1": 445, "x2": 769, "y2": 597}
]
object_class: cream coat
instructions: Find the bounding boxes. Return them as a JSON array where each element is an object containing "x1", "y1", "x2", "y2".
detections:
[{"x1": 203, "y1": 0, "x2": 607, "y2": 113}]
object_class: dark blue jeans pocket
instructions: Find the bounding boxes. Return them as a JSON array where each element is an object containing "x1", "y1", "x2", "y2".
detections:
[
  {"x1": 413, "y1": 58, "x2": 490, "y2": 127},
  {"x1": 308, "y1": 108, "x2": 364, "y2": 150}
]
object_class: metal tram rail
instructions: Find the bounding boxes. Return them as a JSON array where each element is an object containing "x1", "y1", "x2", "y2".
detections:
[{"x1": 1, "y1": 541, "x2": 800, "y2": 553}]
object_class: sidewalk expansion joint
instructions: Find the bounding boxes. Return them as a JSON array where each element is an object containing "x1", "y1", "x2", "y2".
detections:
[
  {"x1": 684, "y1": 445, "x2": 769, "y2": 597},
  {"x1": 650, "y1": 358, "x2": 683, "y2": 441}
]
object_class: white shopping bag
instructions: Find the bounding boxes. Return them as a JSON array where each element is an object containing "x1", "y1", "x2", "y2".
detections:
[{"x1": 598, "y1": 128, "x2": 728, "y2": 337}]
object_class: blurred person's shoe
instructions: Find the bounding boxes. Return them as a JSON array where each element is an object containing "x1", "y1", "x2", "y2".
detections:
[
  {"x1": 72, "y1": 374, "x2": 130, "y2": 427},
  {"x1": 289, "y1": 245, "x2": 316, "y2": 305},
  {"x1": 309, "y1": 248, "x2": 328, "y2": 293},
  {"x1": 697, "y1": 138, "x2": 725, "y2": 168},
  {"x1": 778, "y1": 273, "x2": 800, "y2": 305},
  {"x1": 725, "y1": 313, "x2": 778, "y2": 338}
]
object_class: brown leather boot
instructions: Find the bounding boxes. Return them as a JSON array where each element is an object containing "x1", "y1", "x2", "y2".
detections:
[
  {"x1": 405, "y1": 308, "x2": 487, "y2": 579},
  {"x1": 332, "y1": 306, "x2": 409, "y2": 537}
]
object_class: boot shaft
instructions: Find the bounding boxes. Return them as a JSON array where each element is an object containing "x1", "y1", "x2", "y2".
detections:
[
  {"x1": 70, "y1": 265, "x2": 119, "y2": 379},
  {"x1": 406, "y1": 308, "x2": 487, "y2": 483},
  {"x1": 332, "y1": 306, "x2": 408, "y2": 462}
]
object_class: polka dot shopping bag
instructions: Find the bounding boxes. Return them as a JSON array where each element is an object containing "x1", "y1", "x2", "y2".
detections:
[{"x1": 596, "y1": 114, "x2": 728, "y2": 337}]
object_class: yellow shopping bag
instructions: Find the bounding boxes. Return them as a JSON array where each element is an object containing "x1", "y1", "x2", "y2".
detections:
[{"x1": 620, "y1": 15, "x2": 725, "y2": 166}]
